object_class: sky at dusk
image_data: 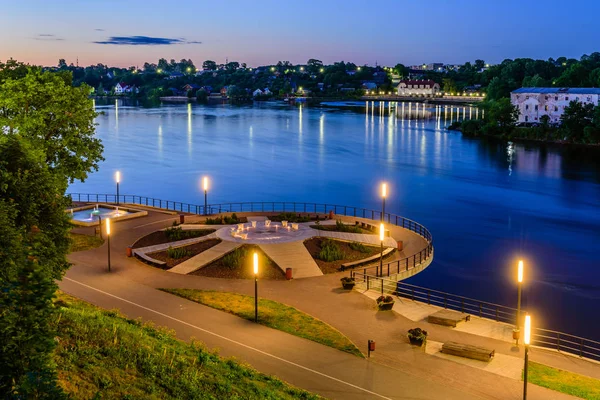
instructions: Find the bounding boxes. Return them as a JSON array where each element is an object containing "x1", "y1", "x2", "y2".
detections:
[{"x1": 2, "y1": 0, "x2": 600, "y2": 68}]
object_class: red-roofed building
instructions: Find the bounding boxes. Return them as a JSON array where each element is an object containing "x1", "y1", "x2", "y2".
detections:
[{"x1": 397, "y1": 80, "x2": 440, "y2": 97}]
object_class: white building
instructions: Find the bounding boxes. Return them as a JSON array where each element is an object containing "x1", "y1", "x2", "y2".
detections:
[
  {"x1": 511, "y1": 88, "x2": 600, "y2": 123},
  {"x1": 114, "y1": 82, "x2": 133, "y2": 94},
  {"x1": 396, "y1": 80, "x2": 440, "y2": 97},
  {"x1": 252, "y1": 89, "x2": 263, "y2": 97}
]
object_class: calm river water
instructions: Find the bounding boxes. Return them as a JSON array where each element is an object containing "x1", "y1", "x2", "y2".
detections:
[{"x1": 71, "y1": 100, "x2": 600, "y2": 340}]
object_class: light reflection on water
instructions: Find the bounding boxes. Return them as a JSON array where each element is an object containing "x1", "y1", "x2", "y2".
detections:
[{"x1": 76, "y1": 101, "x2": 600, "y2": 339}]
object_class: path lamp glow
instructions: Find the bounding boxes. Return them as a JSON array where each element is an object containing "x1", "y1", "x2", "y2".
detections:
[
  {"x1": 515, "y1": 260, "x2": 524, "y2": 345},
  {"x1": 115, "y1": 171, "x2": 121, "y2": 205},
  {"x1": 380, "y1": 183, "x2": 387, "y2": 222},
  {"x1": 106, "y1": 218, "x2": 111, "y2": 272},
  {"x1": 379, "y1": 223, "x2": 385, "y2": 278},
  {"x1": 523, "y1": 315, "x2": 531, "y2": 400},
  {"x1": 254, "y1": 252, "x2": 259, "y2": 322},
  {"x1": 203, "y1": 176, "x2": 209, "y2": 215}
]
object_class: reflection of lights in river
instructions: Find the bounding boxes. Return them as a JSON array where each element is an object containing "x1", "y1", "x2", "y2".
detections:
[
  {"x1": 187, "y1": 103, "x2": 192, "y2": 153},
  {"x1": 507, "y1": 141, "x2": 515, "y2": 176}
]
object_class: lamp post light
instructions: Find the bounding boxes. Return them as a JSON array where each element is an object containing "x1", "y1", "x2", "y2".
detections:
[
  {"x1": 380, "y1": 183, "x2": 387, "y2": 222},
  {"x1": 254, "y1": 252, "x2": 259, "y2": 322},
  {"x1": 106, "y1": 218, "x2": 111, "y2": 272},
  {"x1": 203, "y1": 176, "x2": 209, "y2": 215},
  {"x1": 379, "y1": 223, "x2": 385, "y2": 278},
  {"x1": 516, "y1": 260, "x2": 524, "y2": 345},
  {"x1": 115, "y1": 171, "x2": 121, "y2": 205},
  {"x1": 523, "y1": 315, "x2": 531, "y2": 400}
]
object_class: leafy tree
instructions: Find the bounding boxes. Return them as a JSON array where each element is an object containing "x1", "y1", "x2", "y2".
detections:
[
  {"x1": 306, "y1": 59, "x2": 323, "y2": 74},
  {"x1": 196, "y1": 88, "x2": 208, "y2": 104},
  {"x1": 486, "y1": 76, "x2": 511, "y2": 100},
  {"x1": 483, "y1": 98, "x2": 518, "y2": 132},
  {"x1": 0, "y1": 68, "x2": 103, "y2": 182},
  {"x1": 225, "y1": 61, "x2": 240, "y2": 71},
  {"x1": 560, "y1": 100, "x2": 595, "y2": 141},
  {"x1": 57, "y1": 59, "x2": 67, "y2": 69},
  {"x1": 442, "y1": 78, "x2": 458, "y2": 93},
  {"x1": 203, "y1": 60, "x2": 217, "y2": 71}
]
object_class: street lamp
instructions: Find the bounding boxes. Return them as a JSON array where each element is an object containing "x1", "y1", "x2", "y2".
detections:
[
  {"x1": 106, "y1": 218, "x2": 111, "y2": 272},
  {"x1": 115, "y1": 171, "x2": 121, "y2": 205},
  {"x1": 203, "y1": 176, "x2": 209, "y2": 215},
  {"x1": 379, "y1": 223, "x2": 385, "y2": 278},
  {"x1": 516, "y1": 260, "x2": 524, "y2": 345},
  {"x1": 380, "y1": 183, "x2": 387, "y2": 222},
  {"x1": 523, "y1": 315, "x2": 531, "y2": 400},
  {"x1": 254, "y1": 252, "x2": 259, "y2": 322}
]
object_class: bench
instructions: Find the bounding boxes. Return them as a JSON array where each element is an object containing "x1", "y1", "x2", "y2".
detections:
[
  {"x1": 340, "y1": 247, "x2": 395, "y2": 271},
  {"x1": 441, "y1": 341, "x2": 495, "y2": 362},
  {"x1": 427, "y1": 309, "x2": 470, "y2": 327}
]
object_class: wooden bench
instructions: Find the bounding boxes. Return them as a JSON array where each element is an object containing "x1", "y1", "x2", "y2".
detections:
[
  {"x1": 441, "y1": 341, "x2": 495, "y2": 362},
  {"x1": 427, "y1": 309, "x2": 470, "y2": 327},
  {"x1": 340, "y1": 247, "x2": 395, "y2": 271}
]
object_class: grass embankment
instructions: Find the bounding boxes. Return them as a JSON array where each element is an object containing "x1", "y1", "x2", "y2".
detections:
[
  {"x1": 528, "y1": 361, "x2": 600, "y2": 400},
  {"x1": 53, "y1": 292, "x2": 321, "y2": 399},
  {"x1": 162, "y1": 289, "x2": 363, "y2": 358},
  {"x1": 69, "y1": 232, "x2": 104, "y2": 252}
]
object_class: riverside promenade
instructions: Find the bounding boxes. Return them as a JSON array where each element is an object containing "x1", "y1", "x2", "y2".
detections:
[{"x1": 62, "y1": 205, "x2": 599, "y2": 400}]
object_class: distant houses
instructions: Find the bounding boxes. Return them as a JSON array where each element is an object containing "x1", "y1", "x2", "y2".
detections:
[
  {"x1": 114, "y1": 82, "x2": 138, "y2": 95},
  {"x1": 252, "y1": 88, "x2": 272, "y2": 98},
  {"x1": 511, "y1": 88, "x2": 600, "y2": 123}
]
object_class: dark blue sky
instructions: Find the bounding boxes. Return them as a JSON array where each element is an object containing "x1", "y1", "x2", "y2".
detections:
[{"x1": 2, "y1": 0, "x2": 599, "y2": 67}]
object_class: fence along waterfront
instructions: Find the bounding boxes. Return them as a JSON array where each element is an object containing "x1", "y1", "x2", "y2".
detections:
[{"x1": 351, "y1": 272, "x2": 600, "y2": 363}]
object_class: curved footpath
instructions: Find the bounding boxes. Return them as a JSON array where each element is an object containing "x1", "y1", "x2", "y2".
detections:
[{"x1": 62, "y1": 209, "x2": 597, "y2": 400}]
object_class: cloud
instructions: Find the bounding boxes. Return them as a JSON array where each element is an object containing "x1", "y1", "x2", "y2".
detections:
[
  {"x1": 93, "y1": 35, "x2": 201, "y2": 46},
  {"x1": 33, "y1": 34, "x2": 64, "y2": 41},
  {"x1": 94, "y1": 28, "x2": 105, "y2": 31}
]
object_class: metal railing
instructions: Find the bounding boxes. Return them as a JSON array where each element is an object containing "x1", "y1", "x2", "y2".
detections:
[{"x1": 352, "y1": 273, "x2": 600, "y2": 363}]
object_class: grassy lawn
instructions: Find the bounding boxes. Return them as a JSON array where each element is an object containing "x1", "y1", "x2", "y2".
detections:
[
  {"x1": 69, "y1": 232, "x2": 104, "y2": 252},
  {"x1": 162, "y1": 289, "x2": 363, "y2": 358},
  {"x1": 529, "y1": 361, "x2": 600, "y2": 400},
  {"x1": 53, "y1": 291, "x2": 321, "y2": 399}
]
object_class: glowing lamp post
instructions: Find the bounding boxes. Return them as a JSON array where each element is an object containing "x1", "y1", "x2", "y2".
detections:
[
  {"x1": 253, "y1": 252, "x2": 259, "y2": 322},
  {"x1": 380, "y1": 183, "x2": 387, "y2": 222},
  {"x1": 203, "y1": 176, "x2": 209, "y2": 215},
  {"x1": 515, "y1": 260, "x2": 524, "y2": 345},
  {"x1": 379, "y1": 223, "x2": 385, "y2": 278},
  {"x1": 115, "y1": 171, "x2": 121, "y2": 205},
  {"x1": 523, "y1": 315, "x2": 531, "y2": 400},
  {"x1": 106, "y1": 218, "x2": 111, "y2": 272}
]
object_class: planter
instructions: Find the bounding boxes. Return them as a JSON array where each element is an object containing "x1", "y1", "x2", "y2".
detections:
[
  {"x1": 409, "y1": 337, "x2": 426, "y2": 347},
  {"x1": 342, "y1": 282, "x2": 356, "y2": 290},
  {"x1": 377, "y1": 301, "x2": 395, "y2": 311}
]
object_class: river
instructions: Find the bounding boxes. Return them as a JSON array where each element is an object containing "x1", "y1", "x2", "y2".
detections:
[{"x1": 70, "y1": 99, "x2": 600, "y2": 341}]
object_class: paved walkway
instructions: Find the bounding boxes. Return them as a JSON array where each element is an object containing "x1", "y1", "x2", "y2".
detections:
[
  {"x1": 168, "y1": 240, "x2": 241, "y2": 274},
  {"x1": 260, "y1": 241, "x2": 323, "y2": 278},
  {"x1": 62, "y1": 209, "x2": 598, "y2": 400}
]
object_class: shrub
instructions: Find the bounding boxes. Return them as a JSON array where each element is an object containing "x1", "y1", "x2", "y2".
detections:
[
  {"x1": 164, "y1": 227, "x2": 214, "y2": 240},
  {"x1": 318, "y1": 239, "x2": 345, "y2": 262},
  {"x1": 275, "y1": 212, "x2": 310, "y2": 223},
  {"x1": 408, "y1": 328, "x2": 428, "y2": 344},
  {"x1": 166, "y1": 246, "x2": 191, "y2": 259},
  {"x1": 164, "y1": 226, "x2": 184, "y2": 241},
  {"x1": 376, "y1": 295, "x2": 394, "y2": 304},
  {"x1": 204, "y1": 216, "x2": 223, "y2": 225},
  {"x1": 223, "y1": 213, "x2": 240, "y2": 224},
  {"x1": 335, "y1": 219, "x2": 362, "y2": 233},
  {"x1": 222, "y1": 247, "x2": 247, "y2": 269},
  {"x1": 349, "y1": 241, "x2": 369, "y2": 253}
]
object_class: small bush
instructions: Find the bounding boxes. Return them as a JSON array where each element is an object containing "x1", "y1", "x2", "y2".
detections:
[
  {"x1": 222, "y1": 247, "x2": 248, "y2": 269},
  {"x1": 206, "y1": 213, "x2": 241, "y2": 225},
  {"x1": 340, "y1": 277, "x2": 355, "y2": 284},
  {"x1": 408, "y1": 327, "x2": 428, "y2": 345},
  {"x1": 349, "y1": 242, "x2": 369, "y2": 253},
  {"x1": 204, "y1": 216, "x2": 223, "y2": 225},
  {"x1": 335, "y1": 220, "x2": 362, "y2": 233},
  {"x1": 167, "y1": 246, "x2": 191, "y2": 259},
  {"x1": 318, "y1": 239, "x2": 345, "y2": 262},
  {"x1": 164, "y1": 226, "x2": 214, "y2": 240},
  {"x1": 223, "y1": 213, "x2": 240, "y2": 224},
  {"x1": 275, "y1": 212, "x2": 310, "y2": 223},
  {"x1": 376, "y1": 295, "x2": 394, "y2": 304}
]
